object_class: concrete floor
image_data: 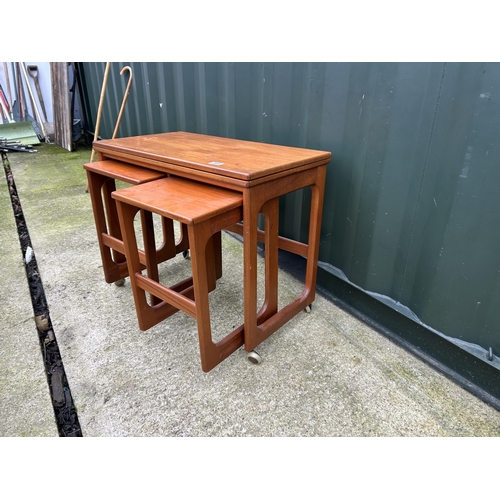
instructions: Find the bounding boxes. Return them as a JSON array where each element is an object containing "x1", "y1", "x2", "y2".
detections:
[{"x1": 1, "y1": 142, "x2": 500, "y2": 437}]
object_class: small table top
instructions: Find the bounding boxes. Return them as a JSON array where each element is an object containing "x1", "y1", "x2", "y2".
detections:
[{"x1": 93, "y1": 132, "x2": 331, "y2": 185}]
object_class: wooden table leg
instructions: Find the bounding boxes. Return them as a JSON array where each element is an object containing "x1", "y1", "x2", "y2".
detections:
[
  {"x1": 102, "y1": 178, "x2": 126, "y2": 265},
  {"x1": 302, "y1": 164, "x2": 327, "y2": 307},
  {"x1": 243, "y1": 187, "x2": 261, "y2": 352},
  {"x1": 257, "y1": 197, "x2": 279, "y2": 325},
  {"x1": 87, "y1": 171, "x2": 129, "y2": 283},
  {"x1": 243, "y1": 165, "x2": 327, "y2": 352},
  {"x1": 140, "y1": 210, "x2": 162, "y2": 306}
]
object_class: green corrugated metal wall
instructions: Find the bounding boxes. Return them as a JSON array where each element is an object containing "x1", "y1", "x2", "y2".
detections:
[{"x1": 80, "y1": 62, "x2": 500, "y2": 368}]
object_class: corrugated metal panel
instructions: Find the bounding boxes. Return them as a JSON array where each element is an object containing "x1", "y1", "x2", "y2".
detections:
[{"x1": 79, "y1": 62, "x2": 500, "y2": 362}]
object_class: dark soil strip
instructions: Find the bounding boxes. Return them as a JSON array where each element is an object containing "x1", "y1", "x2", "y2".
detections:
[{"x1": 2, "y1": 153, "x2": 83, "y2": 437}]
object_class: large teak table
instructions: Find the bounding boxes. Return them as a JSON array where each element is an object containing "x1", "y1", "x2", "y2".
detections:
[{"x1": 93, "y1": 132, "x2": 331, "y2": 354}]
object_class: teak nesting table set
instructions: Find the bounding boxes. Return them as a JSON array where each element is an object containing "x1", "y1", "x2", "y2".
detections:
[{"x1": 85, "y1": 132, "x2": 331, "y2": 372}]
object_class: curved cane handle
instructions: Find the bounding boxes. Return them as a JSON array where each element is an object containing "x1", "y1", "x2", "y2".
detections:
[{"x1": 112, "y1": 66, "x2": 133, "y2": 139}]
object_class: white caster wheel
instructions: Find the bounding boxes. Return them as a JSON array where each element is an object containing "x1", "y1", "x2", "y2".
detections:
[
  {"x1": 182, "y1": 250, "x2": 190, "y2": 259},
  {"x1": 247, "y1": 350, "x2": 262, "y2": 365},
  {"x1": 114, "y1": 279, "x2": 126, "y2": 287},
  {"x1": 304, "y1": 304, "x2": 312, "y2": 313}
]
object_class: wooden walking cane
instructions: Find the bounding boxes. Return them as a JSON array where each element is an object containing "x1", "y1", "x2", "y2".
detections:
[
  {"x1": 111, "y1": 66, "x2": 133, "y2": 139},
  {"x1": 86, "y1": 64, "x2": 133, "y2": 191},
  {"x1": 86, "y1": 62, "x2": 111, "y2": 191}
]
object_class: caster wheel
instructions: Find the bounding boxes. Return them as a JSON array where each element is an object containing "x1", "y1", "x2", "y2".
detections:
[
  {"x1": 182, "y1": 250, "x2": 190, "y2": 259},
  {"x1": 247, "y1": 350, "x2": 262, "y2": 365},
  {"x1": 114, "y1": 279, "x2": 126, "y2": 287},
  {"x1": 304, "y1": 304, "x2": 312, "y2": 313}
]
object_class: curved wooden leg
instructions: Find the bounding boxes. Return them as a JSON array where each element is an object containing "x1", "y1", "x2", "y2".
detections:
[
  {"x1": 102, "y1": 178, "x2": 126, "y2": 266},
  {"x1": 175, "y1": 223, "x2": 190, "y2": 254},
  {"x1": 86, "y1": 171, "x2": 128, "y2": 283},
  {"x1": 115, "y1": 200, "x2": 190, "y2": 330},
  {"x1": 155, "y1": 216, "x2": 177, "y2": 262},
  {"x1": 189, "y1": 217, "x2": 244, "y2": 372},
  {"x1": 257, "y1": 197, "x2": 279, "y2": 325}
]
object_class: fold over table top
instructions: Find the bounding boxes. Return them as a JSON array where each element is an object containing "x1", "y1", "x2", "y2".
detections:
[{"x1": 93, "y1": 132, "x2": 331, "y2": 186}]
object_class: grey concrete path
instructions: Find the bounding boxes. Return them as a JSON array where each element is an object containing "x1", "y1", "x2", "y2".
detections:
[{"x1": 2, "y1": 143, "x2": 500, "y2": 437}]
